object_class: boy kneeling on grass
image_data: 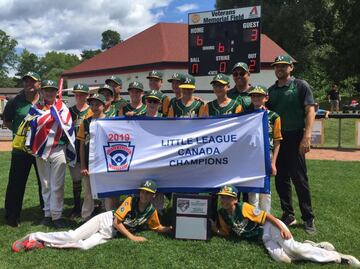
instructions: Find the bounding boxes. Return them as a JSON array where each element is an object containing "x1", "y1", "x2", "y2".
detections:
[
  {"x1": 12, "y1": 180, "x2": 172, "y2": 252},
  {"x1": 210, "y1": 185, "x2": 360, "y2": 267}
]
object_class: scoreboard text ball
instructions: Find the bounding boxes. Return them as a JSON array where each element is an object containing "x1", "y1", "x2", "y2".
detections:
[{"x1": 188, "y1": 6, "x2": 261, "y2": 76}]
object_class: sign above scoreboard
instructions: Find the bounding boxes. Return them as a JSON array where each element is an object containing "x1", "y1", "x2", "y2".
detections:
[{"x1": 188, "y1": 6, "x2": 261, "y2": 76}]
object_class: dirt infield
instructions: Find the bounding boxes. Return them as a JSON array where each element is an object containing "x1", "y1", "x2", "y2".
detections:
[{"x1": 0, "y1": 140, "x2": 359, "y2": 161}]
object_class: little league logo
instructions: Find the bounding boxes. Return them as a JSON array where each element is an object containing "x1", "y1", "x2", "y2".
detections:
[
  {"x1": 103, "y1": 142, "x2": 135, "y2": 172},
  {"x1": 177, "y1": 199, "x2": 190, "y2": 212}
]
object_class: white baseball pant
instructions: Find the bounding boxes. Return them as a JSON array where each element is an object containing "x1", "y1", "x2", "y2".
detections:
[
  {"x1": 248, "y1": 192, "x2": 271, "y2": 213},
  {"x1": 262, "y1": 220, "x2": 341, "y2": 264},
  {"x1": 36, "y1": 145, "x2": 66, "y2": 220},
  {"x1": 25, "y1": 211, "x2": 115, "y2": 250},
  {"x1": 81, "y1": 175, "x2": 94, "y2": 220}
]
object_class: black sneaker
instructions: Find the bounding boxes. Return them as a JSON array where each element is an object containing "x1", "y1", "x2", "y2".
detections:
[
  {"x1": 280, "y1": 214, "x2": 297, "y2": 227},
  {"x1": 40, "y1": 217, "x2": 52, "y2": 227},
  {"x1": 304, "y1": 219, "x2": 316, "y2": 234},
  {"x1": 53, "y1": 218, "x2": 68, "y2": 229},
  {"x1": 68, "y1": 208, "x2": 81, "y2": 219},
  {"x1": 6, "y1": 217, "x2": 20, "y2": 228}
]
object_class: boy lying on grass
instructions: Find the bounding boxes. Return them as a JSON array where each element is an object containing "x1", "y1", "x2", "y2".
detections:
[
  {"x1": 210, "y1": 185, "x2": 360, "y2": 267},
  {"x1": 12, "y1": 180, "x2": 172, "y2": 251}
]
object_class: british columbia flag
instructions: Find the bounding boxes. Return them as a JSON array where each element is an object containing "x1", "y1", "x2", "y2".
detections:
[{"x1": 25, "y1": 100, "x2": 76, "y2": 167}]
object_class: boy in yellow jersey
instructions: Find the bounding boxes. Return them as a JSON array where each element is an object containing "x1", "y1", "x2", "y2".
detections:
[
  {"x1": 167, "y1": 74, "x2": 204, "y2": 118},
  {"x1": 68, "y1": 83, "x2": 93, "y2": 218},
  {"x1": 247, "y1": 85, "x2": 282, "y2": 213},
  {"x1": 12, "y1": 180, "x2": 172, "y2": 251},
  {"x1": 200, "y1": 74, "x2": 242, "y2": 116},
  {"x1": 210, "y1": 185, "x2": 360, "y2": 267},
  {"x1": 144, "y1": 70, "x2": 170, "y2": 116},
  {"x1": 76, "y1": 94, "x2": 106, "y2": 221},
  {"x1": 118, "y1": 81, "x2": 147, "y2": 116},
  {"x1": 98, "y1": 84, "x2": 117, "y2": 117},
  {"x1": 167, "y1": 73, "x2": 183, "y2": 110}
]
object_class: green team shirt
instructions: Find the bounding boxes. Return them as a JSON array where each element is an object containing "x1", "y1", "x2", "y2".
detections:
[
  {"x1": 142, "y1": 91, "x2": 170, "y2": 115},
  {"x1": 3, "y1": 91, "x2": 36, "y2": 155},
  {"x1": 69, "y1": 105, "x2": 92, "y2": 163},
  {"x1": 104, "y1": 105, "x2": 118, "y2": 118},
  {"x1": 120, "y1": 103, "x2": 147, "y2": 116},
  {"x1": 138, "y1": 111, "x2": 163, "y2": 117},
  {"x1": 76, "y1": 116, "x2": 92, "y2": 168},
  {"x1": 227, "y1": 86, "x2": 252, "y2": 111},
  {"x1": 267, "y1": 77, "x2": 315, "y2": 132},
  {"x1": 205, "y1": 99, "x2": 242, "y2": 116},
  {"x1": 168, "y1": 99, "x2": 204, "y2": 118},
  {"x1": 112, "y1": 98, "x2": 128, "y2": 111},
  {"x1": 218, "y1": 202, "x2": 266, "y2": 239}
]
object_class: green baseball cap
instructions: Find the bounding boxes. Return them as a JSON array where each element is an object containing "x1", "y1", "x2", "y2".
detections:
[
  {"x1": 146, "y1": 70, "x2": 163, "y2": 80},
  {"x1": 98, "y1": 84, "x2": 114, "y2": 95},
  {"x1": 128, "y1": 81, "x2": 144, "y2": 91},
  {"x1": 249, "y1": 85, "x2": 268, "y2": 96},
  {"x1": 210, "y1": 73, "x2": 230, "y2": 85},
  {"x1": 105, "y1": 75, "x2": 122, "y2": 86},
  {"x1": 167, "y1": 72, "x2": 183, "y2": 82},
  {"x1": 179, "y1": 74, "x2": 196, "y2": 89},
  {"x1": 22, "y1": 71, "x2": 41, "y2": 82},
  {"x1": 271, "y1": 55, "x2": 293, "y2": 66},
  {"x1": 87, "y1": 93, "x2": 106, "y2": 105},
  {"x1": 217, "y1": 185, "x2": 238, "y2": 198},
  {"x1": 73, "y1": 83, "x2": 90, "y2": 94},
  {"x1": 41, "y1": 80, "x2": 58, "y2": 90},
  {"x1": 146, "y1": 90, "x2": 162, "y2": 102},
  {"x1": 139, "y1": 180, "x2": 157, "y2": 194},
  {"x1": 232, "y1": 62, "x2": 249, "y2": 72}
]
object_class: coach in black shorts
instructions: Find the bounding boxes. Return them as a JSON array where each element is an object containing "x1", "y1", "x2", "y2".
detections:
[{"x1": 267, "y1": 55, "x2": 316, "y2": 234}]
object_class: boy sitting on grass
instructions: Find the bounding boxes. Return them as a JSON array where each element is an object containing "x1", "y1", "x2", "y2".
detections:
[
  {"x1": 210, "y1": 185, "x2": 360, "y2": 267},
  {"x1": 12, "y1": 180, "x2": 172, "y2": 251}
]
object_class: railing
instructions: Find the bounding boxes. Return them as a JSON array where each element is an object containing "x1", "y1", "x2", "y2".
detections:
[{"x1": 313, "y1": 114, "x2": 360, "y2": 150}]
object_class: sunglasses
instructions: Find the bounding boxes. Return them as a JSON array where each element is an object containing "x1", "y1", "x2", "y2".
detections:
[
  {"x1": 147, "y1": 99, "x2": 160, "y2": 104},
  {"x1": 232, "y1": 71, "x2": 247, "y2": 77}
]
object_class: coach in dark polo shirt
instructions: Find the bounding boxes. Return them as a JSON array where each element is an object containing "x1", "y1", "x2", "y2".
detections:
[
  {"x1": 227, "y1": 62, "x2": 252, "y2": 111},
  {"x1": 267, "y1": 55, "x2": 316, "y2": 234},
  {"x1": 3, "y1": 71, "x2": 44, "y2": 227}
]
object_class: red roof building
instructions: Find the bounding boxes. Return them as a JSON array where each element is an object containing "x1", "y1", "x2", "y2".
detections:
[{"x1": 63, "y1": 22, "x2": 293, "y2": 90}]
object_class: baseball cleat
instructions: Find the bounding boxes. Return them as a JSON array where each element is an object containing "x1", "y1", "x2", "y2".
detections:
[
  {"x1": 25, "y1": 240, "x2": 45, "y2": 251},
  {"x1": 340, "y1": 254, "x2": 360, "y2": 267},
  {"x1": 304, "y1": 240, "x2": 335, "y2": 251},
  {"x1": 12, "y1": 239, "x2": 29, "y2": 253}
]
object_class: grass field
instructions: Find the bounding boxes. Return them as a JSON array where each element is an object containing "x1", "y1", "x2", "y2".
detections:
[
  {"x1": 0, "y1": 152, "x2": 359, "y2": 269},
  {"x1": 313, "y1": 118, "x2": 359, "y2": 148}
]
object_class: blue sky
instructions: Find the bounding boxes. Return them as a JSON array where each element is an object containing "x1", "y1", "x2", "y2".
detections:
[{"x1": 159, "y1": 0, "x2": 216, "y2": 23}]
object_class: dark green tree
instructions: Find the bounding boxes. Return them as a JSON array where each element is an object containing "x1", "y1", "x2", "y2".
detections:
[
  {"x1": 101, "y1": 30, "x2": 121, "y2": 50},
  {"x1": 0, "y1": 30, "x2": 18, "y2": 87},
  {"x1": 81, "y1": 49, "x2": 102, "y2": 61}
]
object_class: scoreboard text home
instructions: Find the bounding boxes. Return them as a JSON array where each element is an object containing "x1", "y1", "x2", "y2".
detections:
[{"x1": 188, "y1": 6, "x2": 261, "y2": 76}]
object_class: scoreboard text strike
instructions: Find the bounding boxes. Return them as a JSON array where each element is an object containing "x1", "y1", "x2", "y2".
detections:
[{"x1": 188, "y1": 6, "x2": 261, "y2": 76}]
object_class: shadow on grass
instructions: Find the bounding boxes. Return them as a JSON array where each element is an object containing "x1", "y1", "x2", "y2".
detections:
[{"x1": 0, "y1": 197, "x2": 87, "y2": 229}]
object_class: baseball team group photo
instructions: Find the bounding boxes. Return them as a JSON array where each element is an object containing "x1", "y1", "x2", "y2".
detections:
[{"x1": 0, "y1": 1, "x2": 359, "y2": 268}]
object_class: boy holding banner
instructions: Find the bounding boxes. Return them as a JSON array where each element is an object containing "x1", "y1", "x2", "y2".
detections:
[
  {"x1": 247, "y1": 85, "x2": 282, "y2": 213},
  {"x1": 210, "y1": 185, "x2": 360, "y2": 267},
  {"x1": 77, "y1": 94, "x2": 106, "y2": 221},
  {"x1": 68, "y1": 83, "x2": 93, "y2": 218},
  {"x1": 12, "y1": 180, "x2": 172, "y2": 251}
]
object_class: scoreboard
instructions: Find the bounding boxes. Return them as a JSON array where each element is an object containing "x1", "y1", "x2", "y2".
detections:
[{"x1": 188, "y1": 6, "x2": 261, "y2": 76}]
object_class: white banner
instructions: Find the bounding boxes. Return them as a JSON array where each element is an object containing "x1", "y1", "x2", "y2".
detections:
[{"x1": 89, "y1": 111, "x2": 271, "y2": 198}]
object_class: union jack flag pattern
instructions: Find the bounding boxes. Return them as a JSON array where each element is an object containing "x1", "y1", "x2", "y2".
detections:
[{"x1": 25, "y1": 100, "x2": 76, "y2": 167}]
